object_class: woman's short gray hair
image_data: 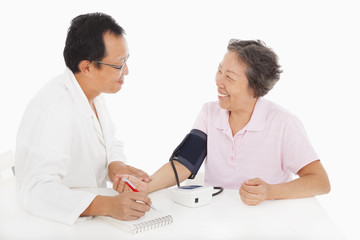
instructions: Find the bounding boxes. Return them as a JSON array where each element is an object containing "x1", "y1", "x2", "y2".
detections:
[{"x1": 227, "y1": 39, "x2": 282, "y2": 98}]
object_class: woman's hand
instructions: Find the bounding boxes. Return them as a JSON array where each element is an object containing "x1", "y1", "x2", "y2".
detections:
[
  {"x1": 108, "y1": 161, "x2": 151, "y2": 183},
  {"x1": 113, "y1": 174, "x2": 150, "y2": 193},
  {"x1": 239, "y1": 178, "x2": 270, "y2": 206}
]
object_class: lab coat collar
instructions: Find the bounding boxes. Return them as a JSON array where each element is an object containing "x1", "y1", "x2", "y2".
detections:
[
  {"x1": 62, "y1": 68, "x2": 105, "y2": 146},
  {"x1": 62, "y1": 68, "x2": 94, "y2": 116}
]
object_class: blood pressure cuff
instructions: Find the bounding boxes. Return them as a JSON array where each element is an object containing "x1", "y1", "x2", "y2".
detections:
[{"x1": 170, "y1": 129, "x2": 207, "y2": 179}]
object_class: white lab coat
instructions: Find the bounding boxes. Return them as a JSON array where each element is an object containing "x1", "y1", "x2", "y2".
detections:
[{"x1": 15, "y1": 68, "x2": 126, "y2": 225}]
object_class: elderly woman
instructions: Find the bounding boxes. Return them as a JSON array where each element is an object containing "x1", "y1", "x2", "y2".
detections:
[{"x1": 114, "y1": 39, "x2": 330, "y2": 205}]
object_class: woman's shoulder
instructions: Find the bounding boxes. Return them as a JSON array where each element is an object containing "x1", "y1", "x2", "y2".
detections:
[
  {"x1": 264, "y1": 98, "x2": 300, "y2": 123},
  {"x1": 202, "y1": 101, "x2": 223, "y2": 112},
  {"x1": 198, "y1": 101, "x2": 226, "y2": 119}
]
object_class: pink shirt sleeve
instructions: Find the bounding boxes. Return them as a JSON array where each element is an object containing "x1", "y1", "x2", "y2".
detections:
[
  {"x1": 192, "y1": 103, "x2": 208, "y2": 134},
  {"x1": 282, "y1": 116, "x2": 319, "y2": 174}
]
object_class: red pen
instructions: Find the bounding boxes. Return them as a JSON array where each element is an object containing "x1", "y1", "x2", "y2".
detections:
[
  {"x1": 122, "y1": 177, "x2": 139, "y2": 192},
  {"x1": 121, "y1": 178, "x2": 156, "y2": 210}
]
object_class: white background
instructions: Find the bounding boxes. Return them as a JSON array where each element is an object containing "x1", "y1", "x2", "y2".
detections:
[{"x1": 1, "y1": 0, "x2": 359, "y2": 239}]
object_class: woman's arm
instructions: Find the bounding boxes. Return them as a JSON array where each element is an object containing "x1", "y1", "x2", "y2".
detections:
[
  {"x1": 268, "y1": 160, "x2": 330, "y2": 199},
  {"x1": 147, "y1": 161, "x2": 192, "y2": 193},
  {"x1": 239, "y1": 160, "x2": 330, "y2": 205},
  {"x1": 112, "y1": 161, "x2": 191, "y2": 194}
]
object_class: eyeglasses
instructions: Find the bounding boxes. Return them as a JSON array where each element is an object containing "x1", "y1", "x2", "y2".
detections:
[{"x1": 94, "y1": 54, "x2": 129, "y2": 71}]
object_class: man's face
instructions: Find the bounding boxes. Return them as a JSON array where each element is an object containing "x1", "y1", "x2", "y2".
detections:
[{"x1": 90, "y1": 32, "x2": 129, "y2": 94}]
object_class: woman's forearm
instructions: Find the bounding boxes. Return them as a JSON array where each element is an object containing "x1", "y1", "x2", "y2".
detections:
[
  {"x1": 267, "y1": 166, "x2": 330, "y2": 200},
  {"x1": 148, "y1": 161, "x2": 191, "y2": 193}
]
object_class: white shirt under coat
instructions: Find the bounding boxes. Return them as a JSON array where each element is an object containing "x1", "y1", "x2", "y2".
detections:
[{"x1": 15, "y1": 68, "x2": 126, "y2": 225}]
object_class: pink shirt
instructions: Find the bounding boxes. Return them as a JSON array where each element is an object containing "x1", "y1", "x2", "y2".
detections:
[{"x1": 193, "y1": 97, "x2": 319, "y2": 189}]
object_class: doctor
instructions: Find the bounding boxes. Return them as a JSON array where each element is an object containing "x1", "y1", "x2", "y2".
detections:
[{"x1": 15, "y1": 13, "x2": 151, "y2": 225}]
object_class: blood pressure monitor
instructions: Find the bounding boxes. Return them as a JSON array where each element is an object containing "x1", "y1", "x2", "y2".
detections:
[
  {"x1": 170, "y1": 185, "x2": 214, "y2": 208},
  {"x1": 169, "y1": 129, "x2": 223, "y2": 208}
]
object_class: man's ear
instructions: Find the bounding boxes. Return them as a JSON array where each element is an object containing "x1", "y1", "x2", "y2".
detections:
[{"x1": 78, "y1": 60, "x2": 92, "y2": 74}]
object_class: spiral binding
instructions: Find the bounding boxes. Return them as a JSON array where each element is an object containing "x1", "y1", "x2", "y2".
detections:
[{"x1": 133, "y1": 215, "x2": 173, "y2": 233}]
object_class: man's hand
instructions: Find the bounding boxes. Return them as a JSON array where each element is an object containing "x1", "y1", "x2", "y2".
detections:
[
  {"x1": 108, "y1": 191, "x2": 151, "y2": 221},
  {"x1": 81, "y1": 191, "x2": 151, "y2": 221},
  {"x1": 239, "y1": 178, "x2": 270, "y2": 206},
  {"x1": 108, "y1": 161, "x2": 151, "y2": 183},
  {"x1": 113, "y1": 174, "x2": 149, "y2": 193}
]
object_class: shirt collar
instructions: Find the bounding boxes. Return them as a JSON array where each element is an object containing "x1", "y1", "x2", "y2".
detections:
[
  {"x1": 62, "y1": 67, "x2": 102, "y2": 117},
  {"x1": 245, "y1": 97, "x2": 268, "y2": 131},
  {"x1": 215, "y1": 97, "x2": 269, "y2": 132}
]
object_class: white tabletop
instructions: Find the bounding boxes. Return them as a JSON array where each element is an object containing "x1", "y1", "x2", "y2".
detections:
[{"x1": 0, "y1": 179, "x2": 344, "y2": 240}]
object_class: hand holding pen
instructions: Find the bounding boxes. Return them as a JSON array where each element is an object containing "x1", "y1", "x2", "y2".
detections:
[
  {"x1": 113, "y1": 174, "x2": 155, "y2": 210},
  {"x1": 122, "y1": 178, "x2": 156, "y2": 210}
]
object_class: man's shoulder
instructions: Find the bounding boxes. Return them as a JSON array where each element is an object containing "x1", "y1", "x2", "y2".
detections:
[{"x1": 26, "y1": 72, "x2": 74, "y2": 116}]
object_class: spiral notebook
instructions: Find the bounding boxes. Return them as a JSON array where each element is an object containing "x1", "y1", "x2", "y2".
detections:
[
  {"x1": 97, "y1": 209, "x2": 173, "y2": 234},
  {"x1": 73, "y1": 187, "x2": 173, "y2": 234}
]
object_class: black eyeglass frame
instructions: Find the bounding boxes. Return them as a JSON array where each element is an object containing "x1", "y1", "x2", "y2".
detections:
[{"x1": 94, "y1": 54, "x2": 129, "y2": 71}]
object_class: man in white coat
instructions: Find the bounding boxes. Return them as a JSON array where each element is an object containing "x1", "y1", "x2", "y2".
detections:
[{"x1": 15, "y1": 12, "x2": 152, "y2": 225}]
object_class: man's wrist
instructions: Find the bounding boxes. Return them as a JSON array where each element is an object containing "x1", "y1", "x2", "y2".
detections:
[
  {"x1": 108, "y1": 161, "x2": 126, "y2": 181},
  {"x1": 82, "y1": 195, "x2": 112, "y2": 217},
  {"x1": 109, "y1": 161, "x2": 126, "y2": 169}
]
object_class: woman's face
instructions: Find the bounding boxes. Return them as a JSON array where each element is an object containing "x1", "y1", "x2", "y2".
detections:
[{"x1": 216, "y1": 51, "x2": 255, "y2": 112}]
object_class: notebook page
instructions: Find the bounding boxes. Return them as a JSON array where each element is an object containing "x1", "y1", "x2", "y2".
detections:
[{"x1": 97, "y1": 209, "x2": 173, "y2": 234}]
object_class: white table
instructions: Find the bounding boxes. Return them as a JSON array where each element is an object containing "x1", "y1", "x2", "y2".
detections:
[{"x1": 0, "y1": 179, "x2": 344, "y2": 240}]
